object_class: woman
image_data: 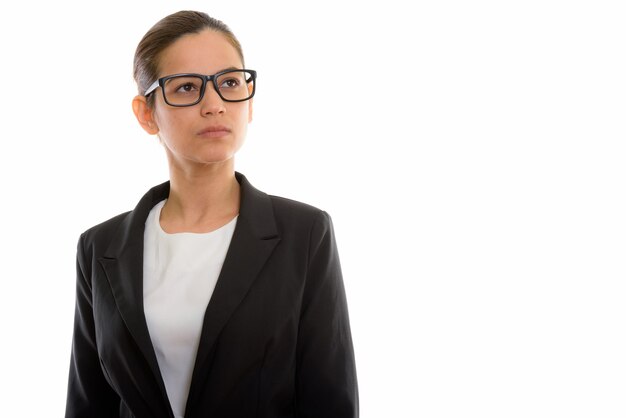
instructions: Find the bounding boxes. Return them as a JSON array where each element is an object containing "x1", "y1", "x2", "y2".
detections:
[{"x1": 65, "y1": 10, "x2": 358, "y2": 418}]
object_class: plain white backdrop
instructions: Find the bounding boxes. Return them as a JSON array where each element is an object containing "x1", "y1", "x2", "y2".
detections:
[{"x1": 1, "y1": 0, "x2": 625, "y2": 416}]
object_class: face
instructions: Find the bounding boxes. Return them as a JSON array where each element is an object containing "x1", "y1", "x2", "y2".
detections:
[{"x1": 136, "y1": 29, "x2": 253, "y2": 170}]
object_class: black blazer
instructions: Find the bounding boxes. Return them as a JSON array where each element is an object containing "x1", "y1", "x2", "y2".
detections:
[{"x1": 65, "y1": 172, "x2": 358, "y2": 418}]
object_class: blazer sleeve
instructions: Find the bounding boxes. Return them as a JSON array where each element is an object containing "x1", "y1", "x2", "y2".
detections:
[
  {"x1": 65, "y1": 234, "x2": 120, "y2": 418},
  {"x1": 295, "y1": 211, "x2": 359, "y2": 417}
]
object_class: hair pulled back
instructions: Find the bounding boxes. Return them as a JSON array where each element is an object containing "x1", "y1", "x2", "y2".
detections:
[{"x1": 133, "y1": 10, "x2": 244, "y2": 106}]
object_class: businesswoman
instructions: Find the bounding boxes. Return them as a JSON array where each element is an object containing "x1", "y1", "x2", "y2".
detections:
[{"x1": 65, "y1": 10, "x2": 358, "y2": 418}]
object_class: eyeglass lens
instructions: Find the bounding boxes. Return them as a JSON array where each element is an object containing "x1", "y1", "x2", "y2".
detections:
[{"x1": 163, "y1": 71, "x2": 254, "y2": 105}]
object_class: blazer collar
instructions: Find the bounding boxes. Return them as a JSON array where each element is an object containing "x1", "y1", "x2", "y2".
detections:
[
  {"x1": 102, "y1": 172, "x2": 278, "y2": 260},
  {"x1": 98, "y1": 172, "x2": 280, "y2": 416}
]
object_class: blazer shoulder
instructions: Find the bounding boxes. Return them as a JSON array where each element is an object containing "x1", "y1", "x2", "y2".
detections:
[
  {"x1": 268, "y1": 194, "x2": 329, "y2": 221},
  {"x1": 267, "y1": 194, "x2": 334, "y2": 240},
  {"x1": 79, "y1": 211, "x2": 131, "y2": 251}
]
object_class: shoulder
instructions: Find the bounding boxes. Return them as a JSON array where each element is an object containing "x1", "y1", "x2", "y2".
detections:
[
  {"x1": 268, "y1": 194, "x2": 331, "y2": 223},
  {"x1": 269, "y1": 194, "x2": 324, "y2": 216},
  {"x1": 266, "y1": 194, "x2": 334, "y2": 242},
  {"x1": 77, "y1": 180, "x2": 168, "y2": 253},
  {"x1": 78, "y1": 211, "x2": 131, "y2": 253}
]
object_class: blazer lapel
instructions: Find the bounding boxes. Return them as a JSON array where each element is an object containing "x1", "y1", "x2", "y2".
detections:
[
  {"x1": 92, "y1": 173, "x2": 279, "y2": 416},
  {"x1": 97, "y1": 181, "x2": 172, "y2": 414},
  {"x1": 185, "y1": 173, "x2": 281, "y2": 412}
]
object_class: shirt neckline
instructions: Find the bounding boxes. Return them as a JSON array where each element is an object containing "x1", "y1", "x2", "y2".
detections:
[{"x1": 153, "y1": 200, "x2": 239, "y2": 237}]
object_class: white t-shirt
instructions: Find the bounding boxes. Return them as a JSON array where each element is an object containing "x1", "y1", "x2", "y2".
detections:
[{"x1": 143, "y1": 200, "x2": 237, "y2": 418}]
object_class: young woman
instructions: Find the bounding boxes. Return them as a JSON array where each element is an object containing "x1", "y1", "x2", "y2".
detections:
[{"x1": 65, "y1": 10, "x2": 358, "y2": 418}]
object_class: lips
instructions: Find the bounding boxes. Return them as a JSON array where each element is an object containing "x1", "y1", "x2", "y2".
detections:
[{"x1": 197, "y1": 125, "x2": 231, "y2": 138}]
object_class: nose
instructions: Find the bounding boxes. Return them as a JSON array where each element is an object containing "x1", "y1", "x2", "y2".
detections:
[{"x1": 200, "y1": 83, "x2": 226, "y2": 115}]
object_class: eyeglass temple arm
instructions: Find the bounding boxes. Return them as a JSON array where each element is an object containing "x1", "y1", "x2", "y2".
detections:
[{"x1": 144, "y1": 80, "x2": 160, "y2": 96}]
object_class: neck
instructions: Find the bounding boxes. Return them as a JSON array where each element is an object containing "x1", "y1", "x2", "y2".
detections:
[{"x1": 161, "y1": 158, "x2": 240, "y2": 233}]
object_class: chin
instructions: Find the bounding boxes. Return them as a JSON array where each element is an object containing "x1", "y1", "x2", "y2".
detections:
[
  {"x1": 193, "y1": 151, "x2": 237, "y2": 165},
  {"x1": 168, "y1": 141, "x2": 243, "y2": 167}
]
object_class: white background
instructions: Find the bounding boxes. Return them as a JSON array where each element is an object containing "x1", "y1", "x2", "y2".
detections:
[{"x1": 1, "y1": 1, "x2": 625, "y2": 416}]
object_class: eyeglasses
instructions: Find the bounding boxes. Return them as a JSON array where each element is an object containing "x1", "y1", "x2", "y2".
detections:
[{"x1": 144, "y1": 69, "x2": 257, "y2": 107}]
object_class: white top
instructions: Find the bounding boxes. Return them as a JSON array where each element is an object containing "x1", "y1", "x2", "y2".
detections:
[{"x1": 143, "y1": 200, "x2": 238, "y2": 418}]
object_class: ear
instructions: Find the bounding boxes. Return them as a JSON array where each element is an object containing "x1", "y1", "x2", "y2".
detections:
[{"x1": 132, "y1": 95, "x2": 160, "y2": 135}]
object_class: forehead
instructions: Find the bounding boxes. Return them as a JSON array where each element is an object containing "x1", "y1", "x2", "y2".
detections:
[{"x1": 158, "y1": 29, "x2": 242, "y2": 76}]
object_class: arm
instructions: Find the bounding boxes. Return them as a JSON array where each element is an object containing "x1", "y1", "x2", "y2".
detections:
[
  {"x1": 296, "y1": 211, "x2": 359, "y2": 417},
  {"x1": 65, "y1": 234, "x2": 119, "y2": 418}
]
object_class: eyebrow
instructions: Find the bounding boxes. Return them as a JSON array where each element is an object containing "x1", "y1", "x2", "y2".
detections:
[{"x1": 180, "y1": 66, "x2": 242, "y2": 76}]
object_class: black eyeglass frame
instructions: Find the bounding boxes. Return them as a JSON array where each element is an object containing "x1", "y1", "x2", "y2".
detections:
[{"x1": 144, "y1": 69, "x2": 257, "y2": 107}]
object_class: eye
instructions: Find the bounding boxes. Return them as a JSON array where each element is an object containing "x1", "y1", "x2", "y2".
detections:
[
  {"x1": 175, "y1": 82, "x2": 200, "y2": 93},
  {"x1": 164, "y1": 76, "x2": 204, "y2": 97},
  {"x1": 219, "y1": 77, "x2": 242, "y2": 89}
]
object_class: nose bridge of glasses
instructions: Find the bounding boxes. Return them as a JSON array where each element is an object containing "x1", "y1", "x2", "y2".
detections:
[
  {"x1": 205, "y1": 74, "x2": 220, "y2": 94},
  {"x1": 200, "y1": 74, "x2": 226, "y2": 105}
]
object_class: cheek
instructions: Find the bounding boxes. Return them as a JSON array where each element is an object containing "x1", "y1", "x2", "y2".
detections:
[
  {"x1": 228, "y1": 105, "x2": 251, "y2": 132},
  {"x1": 239, "y1": 104, "x2": 253, "y2": 126},
  {"x1": 154, "y1": 109, "x2": 187, "y2": 137},
  {"x1": 238, "y1": 114, "x2": 250, "y2": 142}
]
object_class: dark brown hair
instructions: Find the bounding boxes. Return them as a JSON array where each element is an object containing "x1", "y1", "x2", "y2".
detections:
[{"x1": 133, "y1": 10, "x2": 245, "y2": 106}]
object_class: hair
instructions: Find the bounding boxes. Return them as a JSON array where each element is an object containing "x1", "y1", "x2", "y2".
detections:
[{"x1": 133, "y1": 10, "x2": 245, "y2": 107}]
